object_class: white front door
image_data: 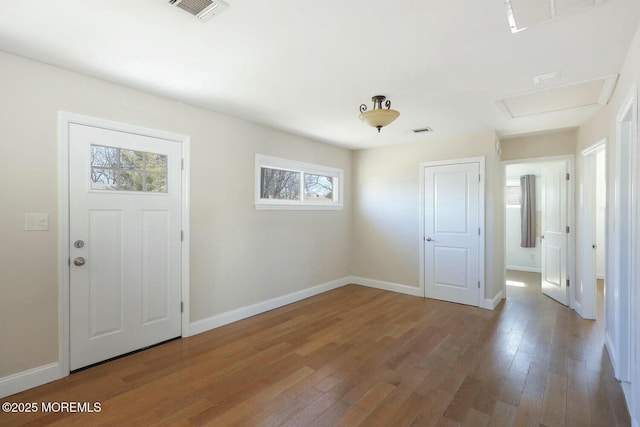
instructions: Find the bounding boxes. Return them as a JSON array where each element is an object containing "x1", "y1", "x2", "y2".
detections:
[
  {"x1": 424, "y1": 161, "x2": 481, "y2": 307},
  {"x1": 541, "y1": 161, "x2": 569, "y2": 305},
  {"x1": 69, "y1": 123, "x2": 183, "y2": 370}
]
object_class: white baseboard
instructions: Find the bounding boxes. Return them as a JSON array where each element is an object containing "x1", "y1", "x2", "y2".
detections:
[
  {"x1": 348, "y1": 276, "x2": 423, "y2": 297},
  {"x1": 602, "y1": 331, "x2": 637, "y2": 426},
  {"x1": 0, "y1": 363, "x2": 60, "y2": 399},
  {"x1": 621, "y1": 381, "x2": 637, "y2": 427},
  {"x1": 189, "y1": 276, "x2": 427, "y2": 337},
  {"x1": 605, "y1": 331, "x2": 617, "y2": 372},
  {"x1": 573, "y1": 299, "x2": 584, "y2": 318},
  {"x1": 349, "y1": 276, "x2": 502, "y2": 310},
  {"x1": 188, "y1": 277, "x2": 350, "y2": 336},
  {"x1": 506, "y1": 265, "x2": 541, "y2": 273},
  {"x1": 481, "y1": 290, "x2": 504, "y2": 310}
]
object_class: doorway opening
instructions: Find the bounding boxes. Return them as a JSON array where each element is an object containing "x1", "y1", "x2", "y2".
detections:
[
  {"x1": 610, "y1": 86, "x2": 637, "y2": 391},
  {"x1": 595, "y1": 150, "x2": 606, "y2": 324},
  {"x1": 502, "y1": 156, "x2": 574, "y2": 308},
  {"x1": 579, "y1": 141, "x2": 606, "y2": 323},
  {"x1": 58, "y1": 112, "x2": 191, "y2": 377}
]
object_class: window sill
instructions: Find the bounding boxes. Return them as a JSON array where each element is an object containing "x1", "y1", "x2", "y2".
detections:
[{"x1": 255, "y1": 203, "x2": 344, "y2": 211}]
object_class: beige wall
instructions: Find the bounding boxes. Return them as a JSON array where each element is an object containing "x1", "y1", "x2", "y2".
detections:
[
  {"x1": 575, "y1": 21, "x2": 640, "y2": 354},
  {"x1": 0, "y1": 51, "x2": 352, "y2": 377},
  {"x1": 351, "y1": 130, "x2": 504, "y2": 301},
  {"x1": 500, "y1": 128, "x2": 577, "y2": 161}
]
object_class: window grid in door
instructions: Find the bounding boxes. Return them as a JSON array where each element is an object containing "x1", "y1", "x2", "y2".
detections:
[{"x1": 90, "y1": 144, "x2": 168, "y2": 193}]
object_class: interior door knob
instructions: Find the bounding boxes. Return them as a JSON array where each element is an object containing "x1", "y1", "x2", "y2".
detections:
[
  {"x1": 73, "y1": 257, "x2": 86, "y2": 266},
  {"x1": 425, "y1": 237, "x2": 432, "y2": 241}
]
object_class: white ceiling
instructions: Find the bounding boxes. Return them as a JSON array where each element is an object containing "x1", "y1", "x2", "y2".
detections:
[{"x1": 0, "y1": 0, "x2": 638, "y2": 149}]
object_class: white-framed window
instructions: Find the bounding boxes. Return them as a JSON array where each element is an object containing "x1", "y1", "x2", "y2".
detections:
[
  {"x1": 255, "y1": 154, "x2": 344, "y2": 210},
  {"x1": 506, "y1": 180, "x2": 521, "y2": 208}
]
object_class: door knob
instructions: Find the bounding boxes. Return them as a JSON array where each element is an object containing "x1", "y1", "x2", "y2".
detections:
[
  {"x1": 540, "y1": 235, "x2": 545, "y2": 239},
  {"x1": 73, "y1": 257, "x2": 86, "y2": 266},
  {"x1": 425, "y1": 237, "x2": 432, "y2": 242}
]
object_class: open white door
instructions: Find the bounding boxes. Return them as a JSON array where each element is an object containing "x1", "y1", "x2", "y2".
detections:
[
  {"x1": 69, "y1": 123, "x2": 183, "y2": 370},
  {"x1": 579, "y1": 144, "x2": 605, "y2": 319},
  {"x1": 541, "y1": 161, "x2": 569, "y2": 305},
  {"x1": 424, "y1": 161, "x2": 482, "y2": 307}
]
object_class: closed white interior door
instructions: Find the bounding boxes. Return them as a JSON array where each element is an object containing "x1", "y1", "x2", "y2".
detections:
[
  {"x1": 541, "y1": 161, "x2": 569, "y2": 305},
  {"x1": 424, "y1": 162, "x2": 481, "y2": 307},
  {"x1": 69, "y1": 123, "x2": 182, "y2": 370},
  {"x1": 580, "y1": 151, "x2": 598, "y2": 319}
]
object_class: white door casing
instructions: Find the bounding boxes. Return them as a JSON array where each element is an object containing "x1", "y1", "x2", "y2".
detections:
[
  {"x1": 540, "y1": 161, "x2": 569, "y2": 306},
  {"x1": 68, "y1": 122, "x2": 183, "y2": 370},
  {"x1": 579, "y1": 142, "x2": 605, "y2": 320},
  {"x1": 423, "y1": 160, "x2": 483, "y2": 307},
  {"x1": 612, "y1": 86, "x2": 637, "y2": 391}
]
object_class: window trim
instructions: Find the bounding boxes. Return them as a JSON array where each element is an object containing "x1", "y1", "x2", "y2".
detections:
[{"x1": 255, "y1": 154, "x2": 344, "y2": 210}]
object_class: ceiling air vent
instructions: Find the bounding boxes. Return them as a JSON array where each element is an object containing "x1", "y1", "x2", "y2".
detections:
[
  {"x1": 169, "y1": 0, "x2": 229, "y2": 20},
  {"x1": 413, "y1": 127, "x2": 433, "y2": 133}
]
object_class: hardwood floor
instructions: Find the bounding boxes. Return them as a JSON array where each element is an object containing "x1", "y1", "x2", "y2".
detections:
[{"x1": 0, "y1": 271, "x2": 630, "y2": 426}]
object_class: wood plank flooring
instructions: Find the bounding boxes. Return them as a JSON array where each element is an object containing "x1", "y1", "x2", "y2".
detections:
[{"x1": 0, "y1": 271, "x2": 630, "y2": 426}]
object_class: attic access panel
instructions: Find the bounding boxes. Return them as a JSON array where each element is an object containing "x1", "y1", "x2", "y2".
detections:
[
  {"x1": 496, "y1": 75, "x2": 618, "y2": 118},
  {"x1": 505, "y1": 0, "x2": 608, "y2": 33}
]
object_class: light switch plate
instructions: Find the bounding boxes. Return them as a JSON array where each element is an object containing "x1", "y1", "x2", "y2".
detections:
[{"x1": 24, "y1": 213, "x2": 49, "y2": 231}]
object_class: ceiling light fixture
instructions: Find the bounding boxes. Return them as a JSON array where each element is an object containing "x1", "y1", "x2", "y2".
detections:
[{"x1": 359, "y1": 95, "x2": 400, "y2": 133}]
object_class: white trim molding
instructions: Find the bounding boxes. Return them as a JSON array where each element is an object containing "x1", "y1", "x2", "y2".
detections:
[
  {"x1": 482, "y1": 290, "x2": 504, "y2": 310},
  {"x1": 506, "y1": 265, "x2": 541, "y2": 273},
  {"x1": 189, "y1": 276, "x2": 426, "y2": 337},
  {"x1": 349, "y1": 276, "x2": 423, "y2": 297},
  {"x1": 189, "y1": 278, "x2": 350, "y2": 336},
  {"x1": 573, "y1": 299, "x2": 584, "y2": 319},
  {"x1": 0, "y1": 363, "x2": 60, "y2": 399}
]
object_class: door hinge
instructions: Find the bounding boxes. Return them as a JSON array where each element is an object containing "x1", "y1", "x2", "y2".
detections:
[
  {"x1": 566, "y1": 278, "x2": 570, "y2": 287},
  {"x1": 478, "y1": 281, "x2": 480, "y2": 289},
  {"x1": 181, "y1": 302, "x2": 184, "y2": 313},
  {"x1": 566, "y1": 226, "x2": 570, "y2": 233},
  {"x1": 181, "y1": 159, "x2": 184, "y2": 170},
  {"x1": 479, "y1": 174, "x2": 481, "y2": 182},
  {"x1": 478, "y1": 228, "x2": 481, "y2": 236},
  {"x1": 181, "y1": 230, "x2": 184, "y2": 241},
  {"x1": 68, "y1": 258, "x2": 70, "y2": 266},
  {"x1": 566, "y1": 173, "x2": 570, "y2": 181}
]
